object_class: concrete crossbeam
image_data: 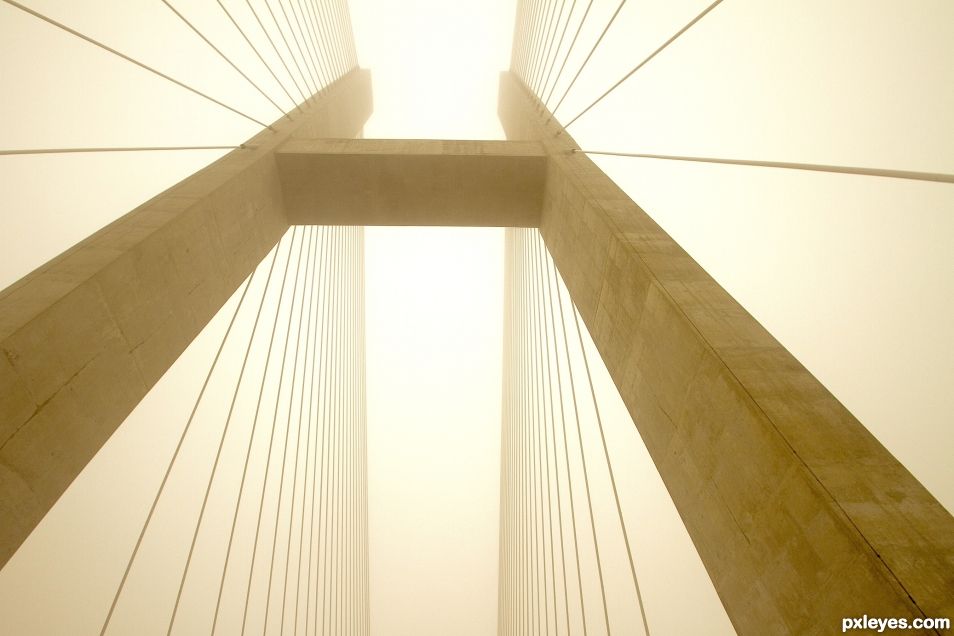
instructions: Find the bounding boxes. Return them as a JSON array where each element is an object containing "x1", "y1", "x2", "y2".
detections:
[
  {"x1": 276, "y1": 138, "x2": 546, "y2": 227},
  {"x1": 496, "y1": 72, "x2": 953, "y2": 633},
  {"x1": 0, "y1": 69, "x2": 373, "y2": 568}
]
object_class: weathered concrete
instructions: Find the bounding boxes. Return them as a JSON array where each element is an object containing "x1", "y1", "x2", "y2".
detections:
[
  {"x1": 276, "y1": 138, "x2": 546, "y2": 227},
  {"x1": 0, "y1": 69, "x2": 373, "y2": 568},
  {"x1": 497, "y1": 71, "x2": 954, "y2": 633}
]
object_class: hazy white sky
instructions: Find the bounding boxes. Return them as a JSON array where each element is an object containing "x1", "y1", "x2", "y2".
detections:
[{"x1": 1, "y1": 0, "x2": 953, "y2": 634}]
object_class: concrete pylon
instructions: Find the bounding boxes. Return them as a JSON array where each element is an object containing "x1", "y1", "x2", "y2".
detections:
[
  {"x1": 0, "y1": 72, "x2": 549, "y2": 569},
  {"x1": 1, "y1": 63, "x2": 951, "y2": 635},
  {"x1": 0, "y1": 70, "x2": 373, "y2": 567},
  {"x1": 496, "y1": 71, "x2": 953, "y2": 633}
]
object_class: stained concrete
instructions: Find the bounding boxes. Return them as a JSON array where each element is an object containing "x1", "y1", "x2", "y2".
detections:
[
  {"x1": 276, "y1": 138, "x2": 546, "y2": 227},
  {"x1": 0, "y1": 69, "x2": 373, "y2": 568},
  {"x1": 496, "y1": 71, "x2": 954, "y2": 633}
]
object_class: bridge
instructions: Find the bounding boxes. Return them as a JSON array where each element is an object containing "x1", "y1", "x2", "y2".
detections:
[{"x1": 0, "y1": 0, "x2": 952, "y2": 634}]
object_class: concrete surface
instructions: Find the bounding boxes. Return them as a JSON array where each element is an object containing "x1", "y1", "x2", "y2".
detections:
[
  {"x1": 1, "y1": 62, "x2": 950, "y2": 636},
  {"x1": 277, "y1": 138, "x2": 546, "y2": 227},
  {"x1": 496, "y1": 71, "x2": 954, "y2": 634},
  {"x1": 0, "y1": 69, "x2": 373, "y2": 568}
]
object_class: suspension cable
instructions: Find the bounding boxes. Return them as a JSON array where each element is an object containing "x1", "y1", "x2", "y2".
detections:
[
  {"x1": 328, "y1": 0, "x2": 348, "y2": 73},
  {"x1": 215, "y1": 0, "x2": 304, "y2": 113},
  {"x1": 533, "y1": 0, "x2": 567, "y2": 98},
  {"x1": 530, "y1": 229, "x2": 558, "y2": 633},
  {"x1": 530, "y1": 227, "x2": 545, "y2": 635},
  {"x1": 97, "y1": 259, "x2": 260, "y2": 636},
  {"x1": 307, "y1": 0, "x2": 338, "y2": 82},
  {"x1": 515, "y1": 0, "x2": 537, "y2": 79},
  {"x1": 498, "y1": 229, "x2": 514, "y2": 634},
  {"x1": 291, "y1": 226, "x2": 325, "y2": 632},
  {"x1": 290, "y1": 0, "x2": 328, "y2": 91},
  {"x1": 261, "y1": 227, "x2": 315, "y2": 633},
  {"x1": 314, "y1": 227, "x2": 341, "y2": 635},
  {"x1": 165, "y1": 236, "x2": 285, "y2": 636},
  {"x1": 336, "y1": 226, "x2": 349, "y2": 635},
  {"x1": 544, "y1": 227, "x2": 612, "y2": 634},
  {"x1": 296, "y1": 0, "x2": 332, "y2": 90},
  {"x1": 523, "y1": 0, "x2": 549, "y2": 86},
  {"x1": 526, "y1": 229, "x2": 541, "y2": 636},
  {"x1": 332, "y1": 0, "x2": 357, "y2": 70},
  {"x1": 528, "y1": 0, "x2": 559, "y2": 97},
  {"x1": 320, "y1": 227, "x2": 342, "y2": 635},
  {"x1": 550, "y1": 0, "x2": 627, "y2": 117},
  {"x1": 502, "y1": 228, "x2": 517, "y2": 635},
  {"x1": 236, "y1": 228, "x2": 306, "y2": 635},
  {"x1": 243, "y1": 0, "x2": 312, "y2": 105},
  {"x1": 348, "y1": 226, "x2": 359, "y2": 633},
  {"x1": 349, "y1": 227, "x2": 360, "y2": 633},
  {"x1": 272, "y1": 0, "x2": 321, "y2": 95},
  {"x1": 1, "y1": 0, "x2": 275, "y2": 131},
  {"x1": 209, "y1": 228, "x2": 297, "y2": 634},
  {"x1": 534, "y1": 229, "x2": 573, "y2": 635},
  {"x1": 159, "y1": 0, "x2": 290, "y2": 119},
  {"x1": 312, "y1": 225, "x2": 328, "y2": 636},
  {"x1": 537, "y1": 0, "x2": 576, "y2": 105},
  {"x1": 343, "y1": 0, "x2": 360, "y2": 68},
  {"x1": 573, "y1": 149, "x2": 954, "y2": 184},
  {"x1": 510, "y1": 0, "x2": 530, "y2": 76},
  {"x1": 305, "y1": 226, "x2": 331, "y2": 635},
  {"x1": 314, "y1": 0, "x2": 344, "y2": 80},
  {"x1": 562, "y1": 0, "x2": 725, "y2": 129},
  {"x1": 544, "y1": 233, "x2": 589, "y2": 636},
  {"x1": 518, "y1": 230, "x2": 534, "y2": 636},
  {"x1": 360, "y1": 228, "x2": 371, "y2": 635},
  {"x1": 275, "y1": 224, "x2": 318, "y2": 631},
  {"x1": 542, "y1": 0, "x2": 595, "y2": 109},
  {"x1": 0, "y1": 145, "x2": 244, "y2": 156},
  {"x1": 509, "y1": 0, "x2": 529, "y2": 73},
  {"x1": 507, "y1": 228, "x2": 523, "y2": 636},
  {"x1": 332, "y1": 225, "x2": 347, "y2": 635},
  {"x1": 568, "y1": 278, "x2": 651, "y2": 635}
]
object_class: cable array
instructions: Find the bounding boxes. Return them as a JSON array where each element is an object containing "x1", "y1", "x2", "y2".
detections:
[
  {"x1": 509, "y1": 0, "x2": 952, "y2": 188},
  {"x1": 499, "y1": 229, "x2": 651, "y2": 636},
  {"x1": 0, "y1": 0, "x2": 360, "y2": 154},
  {"x1": 509, "y1": 0, "x2": 722, "y2": 127},
  {"x1": 99, "y1": 226, "x2": 368, "y2": 635}
]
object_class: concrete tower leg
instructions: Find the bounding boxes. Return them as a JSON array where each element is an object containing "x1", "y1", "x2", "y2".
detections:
[
  {"x1": 496, "y1": 71, "x2": 953, "y2": 633},
  {"x1": 0, "y1": 70, "x2": 373, "y2": 567}
]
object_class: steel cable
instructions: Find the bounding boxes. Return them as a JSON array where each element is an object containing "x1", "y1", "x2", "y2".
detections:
[
  {"x1": 261, "y1": 227, "x2": 315, "y2": 633},
  {"x1": 534, "y1": 230, "x2": 573, "y2": 635},
  {"x1": 562, "y1": 0, "x2": 725, "y2": 129},
  {"x1": 572, "y1": 149, "x2": 954, "y2": 184},
  {"x1": 165, "y1": 234, "x2": 285, "y2": 636},
  {"x1": 1, "y1": 0, "x2": 275, "y2": 130},
  {"x1": 543, "y1": 228, "x2": 612, "y2": 635},
  {"x1": 97, "y1": 255, "x2": 261, "y2": 636},
  {"x1": 209, "y1": 228, "x2": 298, "y2": 634},
  {"x1": 160, "y1": 0, "x2": 290, "y2": 118},
  {"x1": 235, "y1": 230, "x2": 307, "y2": 634},
  {"x1": 550, "y1": 0, "x2": 627, "y2": 118},
  {"x1": 215, "y1": 0, "x2": 304, "y2": 113}
]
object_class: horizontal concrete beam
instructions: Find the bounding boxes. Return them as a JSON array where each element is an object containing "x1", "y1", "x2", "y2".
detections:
[
  {"x1": 497, "y1": 72, "x2": 954, "y2": 633},
  {"x1": 0, "y1": 69, "x2": 373, "y2": 569},
  {"x1": 276, "y1": 138, "x2": 546, "y2": 227}
]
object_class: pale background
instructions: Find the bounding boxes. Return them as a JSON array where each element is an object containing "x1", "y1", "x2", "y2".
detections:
[{"x1": 1, "y1": 0, "x2": 952, "y2": 634}]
